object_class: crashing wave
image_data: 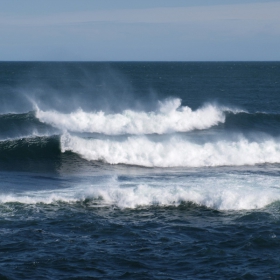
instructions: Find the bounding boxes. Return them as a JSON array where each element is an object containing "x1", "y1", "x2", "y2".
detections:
[
  {"x1": 61, "y1": 133, "x2": 280, "y2": 167},
  {"x1": 35, "y1": 98, "x2": 239, "y2": 135}
]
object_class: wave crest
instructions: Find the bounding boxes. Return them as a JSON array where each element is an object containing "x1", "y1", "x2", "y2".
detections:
[
  {"x1": 61, "y1": 133, "x2": 280, "y2": 167},
  {"x1": 1, "y1": 174, "x2": 280, "y2": 210},
  {"x1": 36, "y1": 99, "x2": 229, "y2": 135}
]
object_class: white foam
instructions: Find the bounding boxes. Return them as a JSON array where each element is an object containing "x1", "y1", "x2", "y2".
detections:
[
  {"x1": 1, "y1": 173, "x2": 280, "y2": 210},
  {"x1": 89, "y1": 182, "x2": 280, "y2": 210},
  {"x1": 35, "y1": 99, "x2": 231, "y2": 135},
  {"x1": 61, "y1": 133, "x2": 280, "y2": 167}
]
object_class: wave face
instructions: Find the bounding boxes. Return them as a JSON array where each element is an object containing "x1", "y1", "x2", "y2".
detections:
[
  {"x1": 0, "y1": 111, "x2": 56, "y2": 140},
  {"x1": 36, "y1": 98, "x2": 231, "y2": 135},
  {"x1": 0, "y1": 135, "x2": 60, "y2": 160}
]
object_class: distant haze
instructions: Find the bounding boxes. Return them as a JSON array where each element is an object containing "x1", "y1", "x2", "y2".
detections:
[{"x1": 0, "y1": 0, "x2": 279, "y2": 61}]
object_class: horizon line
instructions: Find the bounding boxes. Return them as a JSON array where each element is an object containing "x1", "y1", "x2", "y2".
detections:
[{"x1": 0, "y1": 60, "x2": 280, "y2": 63}]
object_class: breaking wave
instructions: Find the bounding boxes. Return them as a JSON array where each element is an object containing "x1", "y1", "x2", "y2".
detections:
[
  {"x1": 35, "y1": 98, "x2": 239, "y2": 135},
  {"x1": 61, "y1": 133, "x2": 280, "y2": 167},
  {"x1": 1, "y1": 174, "x2": 280, "y2": 210}
]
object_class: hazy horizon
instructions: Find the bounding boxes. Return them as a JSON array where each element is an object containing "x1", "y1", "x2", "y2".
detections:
[{"x1": 0, "y1": 0, "x2": 279, "y2": 61}]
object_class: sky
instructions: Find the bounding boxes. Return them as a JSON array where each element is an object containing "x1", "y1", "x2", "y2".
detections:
[{"x1": 0, "y1": 0, "x2": 279, "y2": 61}]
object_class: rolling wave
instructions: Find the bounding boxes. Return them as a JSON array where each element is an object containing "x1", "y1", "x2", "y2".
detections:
[
  {"x1": 0, "y1": 111, "x2": 56, "y2": 140},
  {"x1": 1, "y1": 173, "x2": 280, "y2": 210},
  {"x1": 0, "y1": 129, "x2": 280, "y2": 168},
  {"x1": 1, "y1": 101, "x2": 280, "y2": 138},
  {"x1": 0, "y1": 135, "x2": 60, "y2": 160},
  {"x1": 61, "y1": 133, "x2": 280, "y2": 167},
  {"x1": 1, "y1": 99, "x2": 280, "y2": 168},
  {"x1": 35, "y1": 98, "x2": 234, "y2": 135}
]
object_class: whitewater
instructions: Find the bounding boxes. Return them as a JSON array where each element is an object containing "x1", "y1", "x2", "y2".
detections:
[
  {"x1": 35, "y1": 98, "x2": 240, "y2": 135},
  {"x1": 60, "y1": 133, "x2": 280, "y2": 167},
  {"x1": 1, "y1": 171, "x2": 280, "y2": 210}
]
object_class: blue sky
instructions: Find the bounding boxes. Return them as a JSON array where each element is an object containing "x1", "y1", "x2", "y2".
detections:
[{"x1": 0, "y1": 0, "x2": 279, "y2": 61}]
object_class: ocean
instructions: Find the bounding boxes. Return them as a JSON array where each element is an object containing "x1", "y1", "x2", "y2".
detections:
[{"x1": 0, "y1": 62, "x2": 280, "y2": 279}]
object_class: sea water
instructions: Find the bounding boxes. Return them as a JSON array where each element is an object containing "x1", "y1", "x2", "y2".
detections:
[{"x1": 0, "y1": 62, "x2": 280, "y2": 279}]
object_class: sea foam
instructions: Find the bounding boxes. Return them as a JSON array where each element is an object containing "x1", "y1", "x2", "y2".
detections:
[
  {"x1": 36, "y1": 99, "x2": 231, "y2": 135},
  {"x1": 1, "y1": 173, "x2": 280, "y2": 210},
  {"x1": 61, "y1": 133, "x2": 280, "y2": 167}
]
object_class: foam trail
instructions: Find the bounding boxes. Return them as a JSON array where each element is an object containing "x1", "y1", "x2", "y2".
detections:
[
  {"x1": 1, "y1": 174, "x2": 280, "y2": 210},
  {"x1": 61, "y1": 133, "x2": 280, "y2": 167},
  {"x1": 35, "y1": 99, "x2": 233, "y2": 135}
]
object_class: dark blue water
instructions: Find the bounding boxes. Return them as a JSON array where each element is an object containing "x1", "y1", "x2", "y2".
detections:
[{"x1": 1, "y1": 62, "x2": 280, "y2": 279}]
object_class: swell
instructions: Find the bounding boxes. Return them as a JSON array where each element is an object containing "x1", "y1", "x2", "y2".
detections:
[
  {"x1": 223, "y1": 111, "x2": 280, "y2": 133},
  {"x1": 0, "y1": 111, "x2": 57, "y2": 139},
  {"x1": 0, "y1": 135, "x2": 61, "y2": 161}
]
